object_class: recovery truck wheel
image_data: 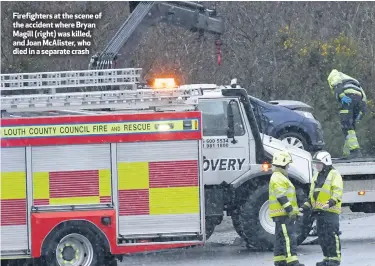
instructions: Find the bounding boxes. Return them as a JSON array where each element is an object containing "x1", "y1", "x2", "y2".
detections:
[
  {"x1": 231, "y1": 210, "x2": 244, "y2": 238},
  {"x1": 205, "y1": 216, "x2": 222, "y2": 240},
  {"x1": 238, "y1": 183, "x2": 313, "y2": 250},
  {"x1": 40, "y1": 222, "x2": 113, "y2": 266}
]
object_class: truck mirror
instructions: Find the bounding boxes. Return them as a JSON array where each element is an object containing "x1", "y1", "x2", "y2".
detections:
[
  {"x1": 227, "y1": 100, "x2": 238, "y2": 144},
  {"x1": 226, "y1": 126, "x2": 235, "y2": 139}
]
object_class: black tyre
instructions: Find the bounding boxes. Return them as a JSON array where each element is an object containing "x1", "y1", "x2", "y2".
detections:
[
  {"x1": 239, "y1": 183, "x2": 313, "y2": 250},
  {"x1": 3, "y1": 260, "x2": 27, "y2": 266},
  {"x1": 40, "y1": 223, "x2": 107, "y2": 266},
  {"x1": 239, "y1": 183, "x2": 274, "y2": 250},
  {"x1": 104, "y1": 255, "x2": 118, "y2": 266},
  {"x1": 3, "y1": 259, "x2": 41, "y2": 266},
  {"x1": 231, "y1": 210, "x2": 244, "y2": 238},
  {"x1": 205, "y1": 216, "x2": 222, "y2": 240},
  {"x1": 278, "y1": 131, "x2": 309, "y2": 151}
]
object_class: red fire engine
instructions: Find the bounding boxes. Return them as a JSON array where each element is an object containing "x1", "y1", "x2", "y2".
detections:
[{"x1": 1, "y1": 69, "x2": 205, "y2": 266}]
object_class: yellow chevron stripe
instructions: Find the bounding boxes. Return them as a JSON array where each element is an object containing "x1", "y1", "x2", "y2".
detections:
[
  {"x1": 99, "y1": 169, "x2": 111, "y2": 197},
  {"x1": 33, "y1": 172, "x2": 50, "y2": 199},
  {"x1": 149, "y1": 187, "x2": 199, "y2": 215},
  {"x1": 118, "y1": 162, "x2": 149, "y2": 190},
  {"x1": 1, "y1": 172, "x2": 26, "y2": 199}
]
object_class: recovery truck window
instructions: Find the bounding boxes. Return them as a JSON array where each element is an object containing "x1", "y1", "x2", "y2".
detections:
[{"x1": 198, "y1": 99, "x2": 245, "y2": 136}]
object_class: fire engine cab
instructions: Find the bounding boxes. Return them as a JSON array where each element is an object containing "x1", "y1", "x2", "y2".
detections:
[{"x1": 1, "y1": 69, "x2": 206, "y2": 266}]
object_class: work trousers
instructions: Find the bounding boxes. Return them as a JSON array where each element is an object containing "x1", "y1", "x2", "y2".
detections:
[
  {"x1": 339, "y1": 94, "x2": 361, "y2": 156},
  {"x1": 316, "y1": 211, "x2": 342, "y2": 265},
  {"x1": 273, "y1": 216, "x2": 299, "y2": 266}
]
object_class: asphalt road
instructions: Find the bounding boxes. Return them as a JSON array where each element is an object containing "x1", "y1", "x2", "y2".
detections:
[{"x1": 119, "y1": 211, "x2": 375, "y2": 266}]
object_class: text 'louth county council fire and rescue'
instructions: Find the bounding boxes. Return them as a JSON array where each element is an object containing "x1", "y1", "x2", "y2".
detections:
[{"x1": 1, "y1": 120, "x2": 198, "y2": 138}]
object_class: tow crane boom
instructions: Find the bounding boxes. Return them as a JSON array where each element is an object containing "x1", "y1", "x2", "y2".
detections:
[{"x1": 89, "y1": 1, "x2": 224, "y2": 69}]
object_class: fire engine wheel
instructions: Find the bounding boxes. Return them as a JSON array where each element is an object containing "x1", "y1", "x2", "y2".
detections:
[
  {"x1": 41, "y1": 224, "x2": 108, "y2": 266},
  {"x1": 238, "y1": 183, "x2": 313, "y2": 250},
  {"x1": 55, "y1": 233, "x2": 94, "y2": 266}
]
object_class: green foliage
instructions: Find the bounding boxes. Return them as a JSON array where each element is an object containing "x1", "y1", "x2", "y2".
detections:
[{"x1": 275, "y1": 26, "x2": 375, "y2": 157}]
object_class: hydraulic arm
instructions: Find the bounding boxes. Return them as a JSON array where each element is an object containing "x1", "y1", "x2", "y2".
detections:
[{"x1": 89, "y1": 1, "x2": 224, "y2": 69}]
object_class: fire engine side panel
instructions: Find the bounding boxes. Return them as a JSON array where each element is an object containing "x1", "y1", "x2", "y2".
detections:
[
  {"x1": 0, "y1": 147, "x2": 29, "y2": 251},
  {"x1": 0, "y1": 111, "x2": 203, "y2": 256},
  {"x1": 31, "y1": 144, "x2": 112, "y2": 206},
  {"x1": 116, "y1": 140, "x2": 201, "y2": 235}
]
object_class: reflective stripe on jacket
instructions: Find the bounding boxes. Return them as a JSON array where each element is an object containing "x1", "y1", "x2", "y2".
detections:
[
  {"x1": 269, "y1": 169, "x2": 299, "y2": 218},
  {"x1": 335, "y1": 82, "x2": 363, "y2": 100},
  {"x1": 308, "y1": 169, "x2": 343, "y2": 214}
]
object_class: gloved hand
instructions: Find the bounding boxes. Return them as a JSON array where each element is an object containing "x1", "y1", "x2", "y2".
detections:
[
  {"x1": 299, "y1": 204, "x2": 310, "y2": 213},
  {"x1": 322, "y1": 201, "x2": 330, "y2": 209},
  {"x1": 288, "y1": 212, "x2": 298, "y2": 221},
  {"x1": 341, "y1": 95, "x2": 352, "y2": 105},
  {"x1": 288, "y1": 210, "x2": 302, "y2": 221}
]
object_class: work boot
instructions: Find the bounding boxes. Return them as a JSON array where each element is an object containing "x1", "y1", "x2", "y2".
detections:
[
  {"x1": 316, "y1": 261, "x2": 327, "y2": 266},
  {"x1": 287, "y1": 262, "x2": 305, "y2": 266},
  {"x1": 325, "y1": 261, "x2": 340, "y2": 266}
]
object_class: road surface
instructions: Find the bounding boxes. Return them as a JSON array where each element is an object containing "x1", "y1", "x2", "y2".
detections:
[{"x1": 119, "y1": 210, "x2": 375, "y2": 266}]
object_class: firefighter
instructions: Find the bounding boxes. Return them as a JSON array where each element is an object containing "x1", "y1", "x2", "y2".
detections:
[
  {"x1": 327, "y1": 69, "x2": 367, "y2": 158},
  {"x1": 269, "y1": 150, "x2": 305, "y2": 266},
  {"x1": 300, "y1": 150, "x2": 343, "y2": 266}
]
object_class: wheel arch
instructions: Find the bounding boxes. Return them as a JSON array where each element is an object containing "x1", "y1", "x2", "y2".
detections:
[
  {"x1": 40, "y1": 219, "x2": 111, "y2": 257},
  {"x1": 276, "y1": 125, "x2": 312, "y2": 146}
]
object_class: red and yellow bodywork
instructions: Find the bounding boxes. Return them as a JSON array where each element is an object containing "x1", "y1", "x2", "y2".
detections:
[{"x1": 1, "y1": 111, "x2": 204, "y2": 259}]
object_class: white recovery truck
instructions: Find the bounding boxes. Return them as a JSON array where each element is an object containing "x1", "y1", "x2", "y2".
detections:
[
  {"x1": 182, "y1": 80, "x2": 375, "y2": 249},
  {"x1": 1, "y1": 68, "x2": 375, "y2": 257}
]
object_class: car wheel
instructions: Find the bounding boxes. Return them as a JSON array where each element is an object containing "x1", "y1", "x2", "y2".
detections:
[{"x1": 278, "y1": 131, "x2": 309, "y2": 151}]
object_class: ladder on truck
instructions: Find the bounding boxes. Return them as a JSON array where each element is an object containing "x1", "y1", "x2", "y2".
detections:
[{"x1": 0, "y1": 68, "x2": 203, "y2": 114}]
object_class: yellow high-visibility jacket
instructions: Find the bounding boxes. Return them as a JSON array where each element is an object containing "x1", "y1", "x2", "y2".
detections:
[
  {"x1": 269, "y1": 169, "x2": 299, "y2": 218},
  {"x1": 303, "y1": 168, "x2": 343, "y2": 214}
]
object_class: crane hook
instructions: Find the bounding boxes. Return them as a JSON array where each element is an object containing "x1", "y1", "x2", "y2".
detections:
[{"x1": 215, "y1": 39, "x2": 222, "y2": 66}]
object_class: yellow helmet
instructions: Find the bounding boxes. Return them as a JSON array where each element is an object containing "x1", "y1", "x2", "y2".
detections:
[
  {"x1": 327, "y1": 69, "x2": 360, "y2": 91},
  {"x1": 327, "y1": 69, "x2": 341, "y2": 90},
  {"x1": 272, "y1": 150, "x2": 293, "y2": 167}
]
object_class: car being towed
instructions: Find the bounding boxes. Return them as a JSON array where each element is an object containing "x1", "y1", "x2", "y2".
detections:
[{"x1": 249, "y1": 96, "x2": 325, "y2": 152}]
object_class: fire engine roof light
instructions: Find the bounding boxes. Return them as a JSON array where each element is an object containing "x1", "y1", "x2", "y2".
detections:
[{"x1": 152, "y1": 78, "x2": 177, "y2": 89}]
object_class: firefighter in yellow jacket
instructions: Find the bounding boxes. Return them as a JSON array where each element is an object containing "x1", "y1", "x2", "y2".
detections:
[
  {"x1": 300, "y1": 151, "x2": 343, "y2": 266},
  {"x1": 269, "y1": 150, "x2": 304, "y2": 266},
  {"x1": 327, "y1": 69, "x2": 367, "y2": 158}
]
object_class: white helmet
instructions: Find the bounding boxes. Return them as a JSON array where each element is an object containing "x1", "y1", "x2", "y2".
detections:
[{"x1": 312, "y1": 150, "x2": 332, "y2": 166}]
